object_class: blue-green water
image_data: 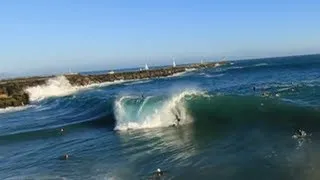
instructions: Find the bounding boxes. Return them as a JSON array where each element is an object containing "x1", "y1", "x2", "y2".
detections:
[{"x1": 0, "y1": 55, "x2": 320, "y2": 180}]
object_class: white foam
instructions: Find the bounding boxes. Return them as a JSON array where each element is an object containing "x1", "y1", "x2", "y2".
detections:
[
  {"x1": 124, "y1": 79, "x2": 152, "y2": 86},
  {"x1": 0, "y1": 105, "x2": 34, "y2": 114},
  {"x1": 114, "y1": 89, "x2": 204, "y2": 130},
  {"x1": 25, "y1": 76, "x2": 79, "y2": 101},
  {"x1": 254, "y1": 63, "x2": 268, "y2": 67},
  {"x1": 185, "y1": 68, "x2": 197, "y2": 72},
  {"x1": 204, "y1": 73, "x2": 224, "y2": 78},
  {"x1": 25, "y1": 76, "x2": 127, "y2": 102}
]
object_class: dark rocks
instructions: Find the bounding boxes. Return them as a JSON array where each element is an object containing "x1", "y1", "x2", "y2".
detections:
[
  {"x1": 0, "y1": 62, "x2": 227, "y2": 109},
  {"x1": 0, "y1": 92, "x2": 29, "y2": 108}
]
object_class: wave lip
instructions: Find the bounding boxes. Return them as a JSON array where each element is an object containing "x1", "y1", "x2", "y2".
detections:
[{"x1": 114, "y1": 89, "x2": 203, "y2": 131}]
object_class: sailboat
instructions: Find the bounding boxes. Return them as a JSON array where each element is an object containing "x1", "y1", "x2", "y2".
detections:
[
  {"x1": 68, "y1": 68, "x2": 77, "y2": 75},
  {"x1": 145, "y1": 64, "x2": 149, "y2": 70},
  {"x1": 173, "y1": 60, "x2": 176, "y2": 68}
]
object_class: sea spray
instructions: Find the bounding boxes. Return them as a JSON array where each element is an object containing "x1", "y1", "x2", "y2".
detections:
[
  {"x1": 114, "y1": 89, "x2": 204, "y2": 130},
  {"x1": 25, "y1": 76, "x2": 127, "y2": 102},
  {"x1": 25, "y1": 76, "x2": 79, "y2": 101}
]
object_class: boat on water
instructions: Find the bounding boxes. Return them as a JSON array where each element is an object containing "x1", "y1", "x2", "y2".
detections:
[
  {"x1": 145, "y1": 64, "x2": 149, "y2": 70},
  {"x1": 67, "y1": 68, "x2": 78, "y2": 75}
]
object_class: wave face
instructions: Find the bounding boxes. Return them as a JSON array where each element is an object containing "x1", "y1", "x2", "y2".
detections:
[{"x1": 114, "y1": 90, "x2": 202, "y2": 130}]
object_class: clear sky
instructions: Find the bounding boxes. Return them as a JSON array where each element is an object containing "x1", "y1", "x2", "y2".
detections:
[{"x1": 0, "y1": 0, "x2": 319, "y2": 75}]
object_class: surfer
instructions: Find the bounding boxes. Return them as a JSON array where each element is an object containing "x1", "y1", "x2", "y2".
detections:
[
  {"x1": 175, "y1": 114, "x2": 181, "y2": 125},
  {"x1": 156, "y1": 168, "x2": 163, "y2": 176},
  {"x1": 151, "y1": 168, "x2": 164, "y2": 178},
  {"x1": 60, "y1": 154, "x2": 69, "y2": 160}
]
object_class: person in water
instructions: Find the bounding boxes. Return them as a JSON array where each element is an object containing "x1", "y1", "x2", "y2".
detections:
[
  {"x1": 175, "y1": 114, "x2": 181, "y2": 125},
  {"x1": 60, "y1": 154, "x2": 69, "y2": 160},
  {"x1": 156, "y1": 168, "x2": 164, "y2": 176},
  {"x1": 151, "y1": 168, "x2": 165, "y2": 178}
]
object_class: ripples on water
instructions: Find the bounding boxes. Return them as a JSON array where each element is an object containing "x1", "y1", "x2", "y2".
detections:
[{"x1": 1, "y1": 55, "x2": 320, "y2": 179}]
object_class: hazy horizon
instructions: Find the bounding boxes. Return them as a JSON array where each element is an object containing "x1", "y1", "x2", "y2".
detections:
[
  {"x1": 1, "y1": 1, "x2": 319, "y2": 76},
  {"x1": 1, "y1": 53, "x2": 318, "y2": 79}
]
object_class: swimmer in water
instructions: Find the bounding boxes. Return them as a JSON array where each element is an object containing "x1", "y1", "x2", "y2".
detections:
[
  {"x1": 151, "y1": 168, "x2": 164, "y2": 178},
  {"x1": 60, "y1": 154, "x2": 69, "y2": 160}
]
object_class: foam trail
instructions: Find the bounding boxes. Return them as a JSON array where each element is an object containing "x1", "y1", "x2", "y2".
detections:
[
  {"x1": 114, "y1": 89, "x2": 203, "y2": 130},
  {"x1": 124, "y1": 79, "x2": 152, "y2": 86},
  {"x1": 0, "y1": 105, "x2": 35, "y2": 114},
  {"x1": 168, "y1": 68, "x2": 196, "y2": 78},
  {"x1": 254, "y1": 63, "x2": 268, "y2": 67}
]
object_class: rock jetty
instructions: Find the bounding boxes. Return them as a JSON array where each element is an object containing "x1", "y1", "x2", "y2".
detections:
[{"x1": 0, "y1": 62, "x2": 227, "y2": 109}]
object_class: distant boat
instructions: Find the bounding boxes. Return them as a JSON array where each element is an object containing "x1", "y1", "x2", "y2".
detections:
[
  {"x1": 173, "y1": 60, "x2": 176, "y2": 67},
  {"x1": 145, "y1": 64, "x2": 149, "y2": 70},
  {"x1": 108, "y1": 71, "x2": 115, "y2": 74}
]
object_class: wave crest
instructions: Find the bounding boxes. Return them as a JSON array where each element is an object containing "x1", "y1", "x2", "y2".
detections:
[
  {"x1": 25, "y1": 76, "x2": 79, "y2": 101},
  {"x1": 114, "y1": 90, "x2": 203, "y2": 130}
]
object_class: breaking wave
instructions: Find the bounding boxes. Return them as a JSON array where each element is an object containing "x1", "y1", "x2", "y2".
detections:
[
  {"x1": 114, "y1": 90, "x2": 204, "y2": 130},
  {"x1": 25, "y1": 76, "x2": 79, "y2": 101},
  {"x1": 25, "y1": 76, "x2": 126, "y2": 101}
]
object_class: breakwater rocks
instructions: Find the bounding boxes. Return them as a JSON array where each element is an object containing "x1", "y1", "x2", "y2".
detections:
[
  {"x1": 65, "y1": 66, "x2": 186, "y2": 86},
  {"x1": 0, "y1": 62, "x2": 227, "y2": 109}
]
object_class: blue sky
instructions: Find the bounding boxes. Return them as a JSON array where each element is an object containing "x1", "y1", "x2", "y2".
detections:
[{"x1": 0, "y1": 0, "x2": 319, "y2": 75}]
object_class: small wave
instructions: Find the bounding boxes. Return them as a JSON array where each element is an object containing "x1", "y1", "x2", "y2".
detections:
[
  {"x1": 185, "y1": 68, "x2": 197, "y2": 72},
  {"x1": 114, "y1": 89, "x2": 203, "y2": 130},
  {"x1": 254, "y1": 63, "x2": 268, "y2": 67},
  {"x1": 124, "y1": 80, "x2": 152, "y2": 86},
  {"x1": 0, "y1": 105, "x2": 34, "y2": 114},
  {"x1": 168, "y1": 68, "x2": 197, "y2": 77},
  {"x1": 203, "y1": 73, "x2": 224, "y2": 78},
  {"x1": 227, "y1": 66, "x2": 243, "y2": 70}
]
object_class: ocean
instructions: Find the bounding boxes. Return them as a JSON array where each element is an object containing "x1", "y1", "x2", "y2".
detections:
[{"x1": 0, "y1": 54, "x2": 319, "y2": 180}]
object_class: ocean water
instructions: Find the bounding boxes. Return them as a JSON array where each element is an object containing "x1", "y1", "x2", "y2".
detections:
[{"x1": 0, "y1": 55, "x2": 319, "y2": 180}]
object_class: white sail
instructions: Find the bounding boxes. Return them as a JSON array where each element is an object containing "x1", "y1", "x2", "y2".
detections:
[
  {"x1": 173, "y1": 60, "x2": 176, "y2": 67},
  {"x1": 145, "y1": 64, "x2": 149, "y2": 70}
]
